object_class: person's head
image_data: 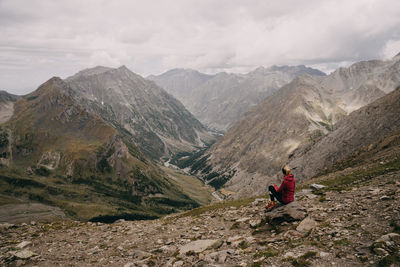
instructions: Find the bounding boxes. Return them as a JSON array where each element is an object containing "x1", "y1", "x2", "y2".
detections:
[{"x1": 281, "y1": 165, "x2": 291, "y2": 176}]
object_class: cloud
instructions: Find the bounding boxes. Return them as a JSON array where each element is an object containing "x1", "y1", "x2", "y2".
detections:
[{"x1": 0, "y1": 0, "x2": 400, "y2": 94}]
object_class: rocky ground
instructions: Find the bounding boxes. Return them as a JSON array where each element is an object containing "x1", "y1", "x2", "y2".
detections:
[{"x1": 1, "y1": 170, "x2": 399, "y2": 267}]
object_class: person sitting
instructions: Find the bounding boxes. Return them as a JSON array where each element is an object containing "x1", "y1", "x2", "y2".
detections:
[{"x1": 265, "y1": 165, "x2": 296, "y2": 211}]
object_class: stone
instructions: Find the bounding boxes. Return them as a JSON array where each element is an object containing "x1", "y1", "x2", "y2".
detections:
[
  {"x1": 160, "y1": 245, "x2": 176, "y2": 253},
  {"x1": 205, "y1": 251, "x2": 217, "y2": 263},
  {"x1": 249, "y1": 219, "x2": 262, "y2": 228},
  {"x1": 319, "y1": 252, "x2": 330, "y2": 258},
  {"x1": 179, "y1": 239, "x2": 220, "y2": 254},
  {"x1": 236, "y1": 217, "x2": 251, "y2": 223},
  {"x1": 173, "y1": 261, "x2": 184, "y2": 267},
  {"x1": 129, "y1": 250, "x2": 152, "y2": 260},
  {"x1": 310, "y1": 184, "x2": 326, "y2": 190},
  {"x1": 10, "y1": 249, "x2": 37, "y2": 259},
  {"x1": 265, "y1": 202, "x2": 306, "y2": 225},
  {"x1": 227, "y1": 235, "x2": 243, "y2": 244},
  {"x1": 284, "y1": 251, "x2": 296, "y2": 258},
  {"x1": 296, "y1": 217, "x2": 318, "y2": 233},
  {"x1": 211, "y1": 239, "x2": 224, "y2": 249},
  {"x1": 373, "y1": 248, "x2": 388, "y2": 256},
  {"x1": 0, "y1": 223, "x2": 15, "y2": 229},
  {"x1": 376, "y1": 233, "x2": 400, "y2": 244},
  {"x1": 283, "y1": 230, "x2": 303, "y2": 238},
  {"x1": 16, "y1": 241, "x2": 32, "y2": 249},
  {"x1": 252, "y1": 198, "x2": 266, "y2": 206}
]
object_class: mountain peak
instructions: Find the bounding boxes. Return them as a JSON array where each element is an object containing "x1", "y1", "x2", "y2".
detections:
[
  {"x1": 117, "y1": 65, "x2": 130, "y2": 72},
  {"x1": 68, "y1": 66, "x2": 113, "y2": 79}
]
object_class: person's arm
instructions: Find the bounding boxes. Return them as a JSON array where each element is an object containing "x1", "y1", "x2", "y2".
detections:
[{"x1": 277, "y1": 179, "x2": 287, "y2": 193}]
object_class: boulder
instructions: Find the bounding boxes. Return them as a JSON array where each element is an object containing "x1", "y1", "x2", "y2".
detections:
[
  {"x1": 296, "y1": 217, "x2": 318, "y2": 233},
  {"x1": 179, "y1": 239, "x2": 220, "y2": 255},
  {"x1": 310, "y1": 184, "x2": 326, "y2": 190},
  {"x1": 236, "y1": 217, "x2": 251, "y2": 223},
  {"x1": 376, "y1": 233, "x2": 400, "y2": 244},
  {"x1": 16, "y1": 241, "x2": 32, "y2": 249},
  {"x1": 265, "y1": 202, "x2": 306, "y2": 225},
  {"x1": 249, "y1": 218, "x2": 262, "y2": 228},
  {"x1": 205, "y1": 250, "x2": 233, "y2": 263},
  {"x1": 10, "y1": 249, "x2": 37, "y2": 259}
]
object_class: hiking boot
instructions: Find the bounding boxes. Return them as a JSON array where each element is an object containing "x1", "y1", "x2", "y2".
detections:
[{"x1": 265, "y1": 201, "x2": 276, "y2": 211}]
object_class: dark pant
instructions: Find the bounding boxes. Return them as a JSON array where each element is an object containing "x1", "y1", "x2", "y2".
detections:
[{"x1": 269, "y1": 185, "x2": 285, "y2": 204}]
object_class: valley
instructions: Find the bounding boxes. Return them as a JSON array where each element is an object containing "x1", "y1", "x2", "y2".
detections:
[{"x1": 0, "y1": 54, "x2": 399, "y2": 266}]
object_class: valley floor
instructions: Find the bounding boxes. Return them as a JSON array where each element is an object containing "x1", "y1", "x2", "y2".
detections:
[{"x1": 1, "y1": 170, "x2": 399, "y2": 266}]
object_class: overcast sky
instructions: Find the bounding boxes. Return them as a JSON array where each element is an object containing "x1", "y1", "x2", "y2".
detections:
[{"x1": 1, "y1": 0, "x2": 400, "y2": 94}]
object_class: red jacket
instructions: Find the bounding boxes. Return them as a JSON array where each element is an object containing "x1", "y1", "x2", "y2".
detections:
[{"x1": 277, "y1": 174, "x2": 295, "y2": 204}]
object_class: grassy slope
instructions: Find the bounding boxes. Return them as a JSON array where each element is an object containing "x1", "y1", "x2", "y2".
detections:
[{"x1": 160, "y1": 166, "x2": 214, "y2": 206}]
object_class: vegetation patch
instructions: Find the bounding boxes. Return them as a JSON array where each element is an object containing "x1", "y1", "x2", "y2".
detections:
[
  {"x1": 34, "y1": 166, "x2": 51, "y2": 176},
  {"x1": 299, "y1": 158, "x2": 400, "y2": 192},
  {"x1": 253, "y1": 248, "x2": 279, "y2": 258},
  {"x1": 89, "y1": 213, "x2": 159, "y2": 224},
  {"x1": 170, "y1": 196, "x2": 257, "y2": 220},
  {"x1": 333, "y1": 238, "x2": 351, "y2": 246}
]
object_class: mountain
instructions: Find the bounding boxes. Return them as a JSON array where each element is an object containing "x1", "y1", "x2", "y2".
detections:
[
  {"x1": 0, "y1": 77, "x2": 204, "y2": 221},
  {"x1": 66, "y1": 66, "x2": 215, "y2": 160},
  {"x1": 289, "y1": 85, "x2": 400, "y2": 181},
  {"x1": 149, "y1": 65, "x2": 326, "y2": 131},
  {"x1": 184, "y1": 54, "x2": 400, "y2": 197},
  {"x1": 147, "y1": 68, "x2": 213, "y2": 102},
  {"x1": 0, "y1": 91, "x2": 20, "y2": 124}
]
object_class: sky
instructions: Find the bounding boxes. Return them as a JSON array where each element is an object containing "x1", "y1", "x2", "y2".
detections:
[{"x1": 1, "y1": 0, "x2": 400, "y2": 95}]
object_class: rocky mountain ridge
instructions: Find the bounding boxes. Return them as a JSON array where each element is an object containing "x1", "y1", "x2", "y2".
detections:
[
  {"x1": 289, "y1": 85, "x2": 400, "y2": 182},
  {"x1": 66, "y1": 66, "x2": 215, "y2": 160},
  {"x1": 185, "y1": 55, "x2": 400, "y2": 197},
  {"x1": 149, "y1": 65, "x2": 325, "y2": 132},
  {"x1": 0, "y1": 77, "x2": 206, "y2": 221}
]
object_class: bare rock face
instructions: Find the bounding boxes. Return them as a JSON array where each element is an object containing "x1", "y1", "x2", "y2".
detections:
[
  {"x1": 149, "y1": 65, "x2": 325, "y2": 132},
  {"x1": 290, "y1": 86, "x2": 400, "y2": 181},
  {"x1": 38, "y1": 151, "x2": 61, "y2": 170},
  {"x1": 0, "y1": 91, "x2": 20, "y2": 124},
  {"x1": 66, "y1": 66, "x2": 215, "y2": 160}
]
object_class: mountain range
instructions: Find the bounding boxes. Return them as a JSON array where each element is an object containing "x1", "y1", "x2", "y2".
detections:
[
  {"x1": 1, "y1": 53, "x2": 400, "y2": 221},
  {"x1": 66, "y1": 66, "x2": 215, "y2": 160},
  {"x1": 149, "y1": 65, "x2": 326, "y2": 132},
  {"x1": 0, "y1": 67, "x2": 215, "y2": 221},
  {"x1": 183, "y1": 54, "x2": 400, "y2": 197}
]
